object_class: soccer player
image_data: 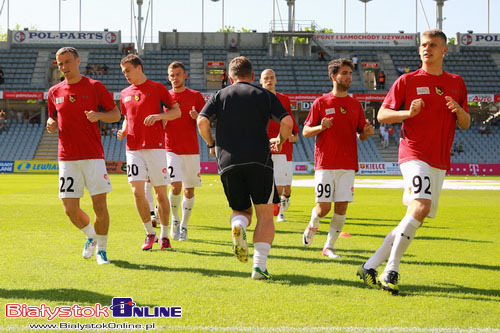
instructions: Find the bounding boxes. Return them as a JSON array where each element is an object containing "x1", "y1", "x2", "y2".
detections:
[
  {"x1": 165, "y1": 61, "x2": 205, "y2": 241},
  {"x1": 198, "y1": 56, "x2": 293, "y2": 280},
  {"x1": 260, "y1": 69, "x2": 299, "y2": 222},
  {"x1": 46, "y1": 47, "x2": 121, "y2": 265},
  {"x1": 357, "y1": 29, "x2": 470, "y2": 295},
  {"x1": 302, "y1": 58, "x2": 374, "y2": 259},
  {"x1": 117, "y1": 54, "x2": 181, "y2": 251}
]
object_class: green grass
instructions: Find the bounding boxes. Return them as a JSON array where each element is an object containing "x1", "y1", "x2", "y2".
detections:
[{"x1": 0, "y1": 173, "x2": 499, "y2": 332}]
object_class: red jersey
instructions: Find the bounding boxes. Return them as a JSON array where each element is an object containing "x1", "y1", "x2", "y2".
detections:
[
  {"x1": 382, "y1": 69, "x2": 469, "y2": 170},
  {"x1": 165, "y1": 88, "x2": 206, "y2": 154},
  {"x1": 267, "y1": 93, "x2": 299, "y2": 161},
  {"x1": 120, "y1": 79, "x2": 176, "y2": 151},
  {"x1": 304, "y1": 93, "x2": 366, "y2": 171},
  {"x1": 47, "y1": 76, "x2": 116, "y2": 161}
]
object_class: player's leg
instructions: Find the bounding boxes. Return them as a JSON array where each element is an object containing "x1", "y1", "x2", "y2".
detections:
[
  {"x1": 322, "y1": 169, "x2": 354, "y2": 258},
  {"x1": 276, "y1": 185, "x2": 286, "y2": 222},
  {"x1": 303, "y1": 169, "x2": 334, "y2": 247},
  {"x1": 282, "y1": 160, "x2": 294, "y2": 211},
  {"x1": 154, "y1": 185, "x2": 172, "y2": 251},
  {"x1": 144, "y1": 181, "x2": 157, "y2": 227},
  {"x1": 167, "y1": 152, "x2": 183, "y2": 239},
  {"x1": 272, "y1": 155, "x2": 287, "y2": 222},
  {"x1": 248, "y1": 165, "x2": 277, "y2": 280},
  {"x1": 178, "y1": 154, "x2": 202, "y2": 241},
  {"x1": 82, "y1": 159, "x2": 113, "y2": 264},
  {"x1": 221, "y1": 167, "x2": 252, "y2": 263},
  {"x1": 59, "y1": 160, "x2": 97, "y2": 260}
]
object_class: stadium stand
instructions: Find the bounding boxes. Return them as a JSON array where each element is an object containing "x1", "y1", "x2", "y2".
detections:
[{"x1": 0, "y1": 122, "x2": 44, "y2": 160}]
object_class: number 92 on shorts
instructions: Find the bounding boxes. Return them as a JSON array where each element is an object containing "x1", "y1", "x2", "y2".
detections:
[{"x1": 314, "y1": 169, "x2": 355, "y2": 203}]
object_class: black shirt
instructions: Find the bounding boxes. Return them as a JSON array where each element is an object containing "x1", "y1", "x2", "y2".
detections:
[{"x1": 200, "y1": 81, "x2": 289, "y2": 174}]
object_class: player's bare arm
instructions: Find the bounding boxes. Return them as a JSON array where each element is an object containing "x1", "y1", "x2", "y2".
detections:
[
  {"x1": 445, "y1": 96, "x2": 470, "y2": 130},
  {"x1": 46, "y1": 117, "x2": 58, "y2": 133},
  {"x1": 270, "y1": 115, "x2": 293, "y2": 153},
  {"x1": 197, "y1": 116, "x2": 215, "y2": 156},
  {"x1": 378, "y1": 99, "x2": 424, "y2": 124},
  {"x1": 144, "y1": 103, "x2": 181, "y2": 126},
  {"x1": 189, "y1": 106, "x2": 199, "y2": 119},
  {"x1": 358, "y1": 121, "x2": 375, "y2": 141},
  {"x1": 117, "y1": 116, "x2": 128, "y2": 140},
  {"x1": 303, "y1": 117, "x2": 332, "y2": 138},
  {"x1": 288, "y1": 133, "x2": 299, "y2": 143},
  {"x1": 84, "y1": 106, "x2": 121, "y2": 123}
]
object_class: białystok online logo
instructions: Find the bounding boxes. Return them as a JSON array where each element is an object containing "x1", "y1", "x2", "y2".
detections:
[{"x1": 5, "y1": 297, "x2": 182, "y2": 320}]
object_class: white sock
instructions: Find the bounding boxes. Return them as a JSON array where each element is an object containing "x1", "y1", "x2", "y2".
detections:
[
  {"x1": 95, "y1": 234, "x2": 108, "y2": 252},
  {"x1": 308, "y1": 207, "x2": 322, "y2": 229},
  {"x1": 253, "y1": 242, "x2": 271, "y2": 271},
  {"x1": 324, "y1": 213, "x2": 346, "y2": 250},
  {"x1": 280, "y1": 195, "x2": 286, "y2": 209},
  {"x1": 81, "y1": 223, "x2": 96, "y2": 239},
  {"x1": 384, "y1": 215, "x2": 421, "y2": 273},
  {"x1": 364, "y1": 228, "x2": 397, "y2": 270},
  {"x1": 169, "y1": 192, "x2": 181, "y2": 221},
  {"x1": 160, "y1": 224, "x2": 169, "y2": 239},
  {"x1": 145, "y1": 182, "x2": 154, "y2": 212},
  {"x1": 180, "y1": 196, "x2": 195, "y2": 229},
  {"x1": 231, "y1": 215, "x2": 249, "y2": 232},
  {"x1": 143, "y1": 221, "x2": 155, "y2": 235}
]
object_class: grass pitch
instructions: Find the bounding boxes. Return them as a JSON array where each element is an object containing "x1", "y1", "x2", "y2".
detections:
[{"x1": 0, "y1": 173, "x2": 499, "y2": 332}]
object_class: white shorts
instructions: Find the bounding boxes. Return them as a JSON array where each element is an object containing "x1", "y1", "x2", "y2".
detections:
[
  {"x1": 126, "y1": 149, "x2": 169, "y2": 186},
  {"x1": 400, "y1": 160, "x2": 446, "y2": 219},
  {"x1": 58, "y1": 159, "x2": 112, "y2": 199},
  {"x1": 314, "y1": 169, "x2": 355, "y2": 203},
  {"x1": 272, "y1": 154, "x2": 292, "y2": 186},
  {"x1": 166, "y1": 152, "x2": 201, "y2": 188}
]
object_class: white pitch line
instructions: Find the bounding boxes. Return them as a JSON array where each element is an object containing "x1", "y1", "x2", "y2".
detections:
[{"x1": 160, "y1": 326, "x2": 500, "y2": 332}]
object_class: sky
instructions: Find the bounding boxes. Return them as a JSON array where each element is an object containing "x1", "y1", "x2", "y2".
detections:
[{"x1": 0, "y1": 0, "x2": 498, "y2": 43}]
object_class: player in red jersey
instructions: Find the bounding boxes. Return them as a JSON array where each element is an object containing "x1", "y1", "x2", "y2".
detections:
[
  {"x1": 165, "y1": 61, "x2": 206, "y2": 241},
  {"x1": 46, "y1": 47, "x2": 121, "y2": 265},
  {"x1": 117, "y1": 54, "x2": 181, "y2": 251},
  {"x1": 357, "y1": 30, "x2": 470, "y2": 295},
  {"x1": 260, "y1": 69, "x2": 299, "y2": 222},
  {"x1": 302, "y1": 58, "x2": 374, "y2": 258}
]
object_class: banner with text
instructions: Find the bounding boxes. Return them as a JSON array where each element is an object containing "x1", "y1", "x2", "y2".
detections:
[
  {"x1": 458, "y1": 33, "x2": 500, "y2": 47},
  {"x1": 0, "y1": 161, "x2": 15, "y2": 173},
  {"x1": 14, "y1": 160, "x2": 58, "y2": 173},
  {"x1": 12, "y1": 30, "x2": 120, "y2": 45},
  {"x1": 315, "y1": 33, "x2": 417, "y2": 47},
  {"x1": 448, "y1": 163, "x2": 500, "y2": 176}
]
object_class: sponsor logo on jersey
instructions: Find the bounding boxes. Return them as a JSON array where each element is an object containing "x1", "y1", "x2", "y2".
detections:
[
  {"x1": 124, "y1": 96, "x2": 132, "y2": 102},
  {"x1": 69, "y1": 95, "x2": 76, "y2": 102},
  {"x1": 56, "y1": 97, "x2": 64, "y2": 104},
  {"x1": 435, "y1": 86, "x2": 444, "y2": 96},
  {"x1": 134, "y1": 94, "x2": 140, "y2": 101},
  {"x1": 416, "y1": 87, "x2": 430, "y2": 95},
  {"x1": 340, "y1": 107, "x2": 347, "y2": 114},
  {"x1": 325, "y1": 108, "x2": 335, "y2": 115}
]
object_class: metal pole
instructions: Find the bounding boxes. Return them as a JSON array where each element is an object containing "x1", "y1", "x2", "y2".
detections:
[
  {"x1": 6, "y1": 0, "x2": 9, "y2": 30},
  {"x1": 272, "y1": 0, "x2": 275, "y2": 31},
  {"x1": 59, "y1": 0, "x2": 61, "y2": 31},
  {"x1": 151, "y1": 0, "x2": 153, "y2": 43},
  {"x1": 364, "y1": 2, "x2": 367, "y2": 33},
  {"x1": 202, "y1": 0, "x2": 204, "y2": 33},
  {"x1": 222, "y1": 0, "x2": 224, "y2": 31},
  {"x1": 487, "y1": 0, "x2": 490, "y2": 33},
  {"x1": 415, "y1": 0, "x2": 418, "y2": 34},
  {"x1": 344, "y1": 0, "x2": 346, "y2": 33},
  {"x1": 79, "y1": 0, "x2": 81, "y2": 31},
  {"x1": 130, "y1": 0, "x2": 133, "y2": 44},
  {"x1": 137, "y1": 0, "x2": 143, "y2": 54}
]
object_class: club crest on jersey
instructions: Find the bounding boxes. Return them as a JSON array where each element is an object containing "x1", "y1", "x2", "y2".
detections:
[
  {"x1": 69, "y1": 95, "x2": 76, "y2": 103},
  {"x1": 55, "y1": 97, "x2": 64, "y2": 104},
  {"x1": 435, "y1": 86, "x2": 444, "y2": 96},
  {"x1": 340, "y1": 107, "x2": 347, "y2": 114},
  {"x1": 124, "y1": 96, "x2": 132, "y2": 102},
  {"x1": 416, "y1": 87, "x2": 430, "y2": 95},
  {"x1": 325, "y1": 108, "x2": 335, "y2": 115},
  {"x1": 134, "y1": 94, "x2": 140, "y2": 101}
]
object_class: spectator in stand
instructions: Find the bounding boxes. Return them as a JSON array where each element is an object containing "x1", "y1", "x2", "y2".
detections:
[
  {"x1": 387, "y1": 124, "x2": 395, "y2": 144},
  {"x1": 397, "y1": 65, "x2": 405, "y2": 76},
  {"x1": 0, "y1": 110, "x2": 8, "y2": 133},
  {"x1": 404, "y1": 66, "x2": 410, "y2": 74},
  {"x1": 86, "y1": 64, "x2": 93, "y2": 75},
  {"x1": 23, "y1": 111, "x2": 29, "y2": 124},
  {"x1": 457, "y1": 142, "x2": 464, "y2": 154},
  {"x1": 318, "y1": 50, "x2": 326, "y2": 61},
  {"x1": 222, "y1": 69, "x2": 228, "y2": 88},
  {"x1": 121, "y1": 45, "x2": 127, "y2": 55},
  {"x1": 378, "y1": 71, "x2": 386, "y2": 90},
  {"x1": 102, "y1": 64, "x2": 109, "y2": 75},
  {"x1": 0, "y1": 66, "x2": 5, "y2": 85},
  {"x1": 127, "y1": 44, "x2": 134, "y2": 54},
  {"x1": 16, "y1": 111, "x2": 23, "y2": 124},
  {"x1": 111, "y1": 124, "x2": 118, "y2": 136},
  {"x1": 479, "y1": 123, "x2": 487, "y2": 135},
  {"x1": 352, "y1": 56, "x2": 358, "y2": 70},
  {"x1": 229, "y1": 38, "x2": 238, "y2": 51}
]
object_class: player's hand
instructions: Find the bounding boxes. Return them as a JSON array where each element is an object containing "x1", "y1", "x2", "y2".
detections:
[
  {"x1": 189, "y1": 106, "x2": 199, "y2": 119},
  {"x1": 408, "y1": 99, "x2": 424, "y2": 118},
  {"x1": 144, "y1": 114, "x2": 160, "y2": 126},
  {"x1": 46, "y1": 117, "x2": 57, "y2": 133},
  {"x1": 362, "y1": 121, "x2": 375, "y2": 137},
  {"x1": 269, "y1": 137, "x2": 283, "y2": 153},
  {"x1": 445, "y1": 96, "x2": 464, "y2": 114},
  {"x1": 117, "y1": 129, "x2": 127, "y2": 140},
  {"x1": 321, "y1": 117, "x2": 332, "y2": 130},
  {"x1": 209, "y1": 147, "x2": 216, "y2": 156},
  {"x1": 84, "y1": 110, "x2": 100, "y2": 122}
]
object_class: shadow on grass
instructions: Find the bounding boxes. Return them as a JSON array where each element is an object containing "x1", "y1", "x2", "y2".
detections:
[
  {"x1": 400, "y1": 283, "x2": 500, "y2": 301},
  {"x1": 349, "y1": 233, "x2": 492, "y2": 243},
  {"x1": 0, "y1": 288, "x2": 154, "y2": 307}
]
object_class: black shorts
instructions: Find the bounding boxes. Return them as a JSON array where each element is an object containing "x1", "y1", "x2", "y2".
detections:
[{"x1": 220, "y1": 164, "x2": 279, "y2": 211}]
